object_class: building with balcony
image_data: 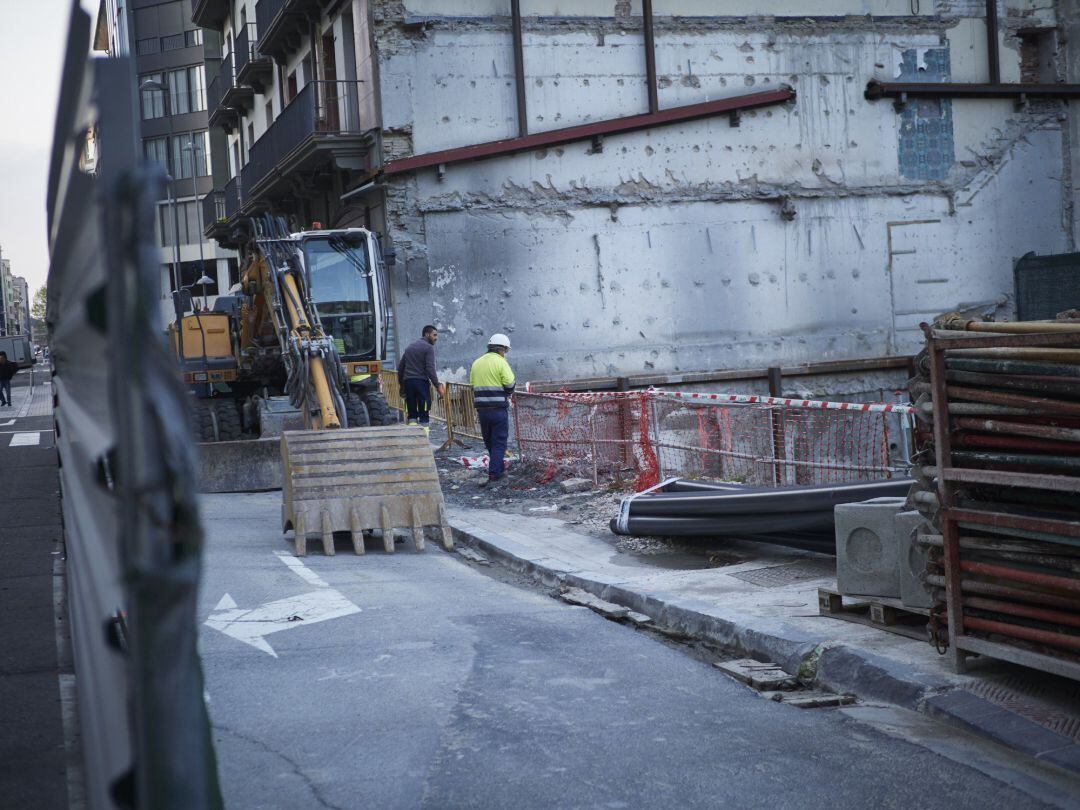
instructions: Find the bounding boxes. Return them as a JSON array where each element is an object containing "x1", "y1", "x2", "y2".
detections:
[
  {"x1": 0, "y1": 256, "x2": 12, "y2": 336},
  {"x1": 96, "y1": 0, "x2": 238, "y2": 328},
  {"x1": 191, "y1": 0, "x2": 376, "y2": 250}
]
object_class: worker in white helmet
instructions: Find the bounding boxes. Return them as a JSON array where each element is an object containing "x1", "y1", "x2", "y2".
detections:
[{"x1": 469, "y1": 333, "x2": 515, "y2": 487}]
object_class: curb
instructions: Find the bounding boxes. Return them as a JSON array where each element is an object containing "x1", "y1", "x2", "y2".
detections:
[{"x1": 450, "y1": 518, "x2": 1080, "y2": 779}]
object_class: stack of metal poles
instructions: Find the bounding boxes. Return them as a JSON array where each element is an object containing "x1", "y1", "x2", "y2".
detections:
[{"x1": 912, "y1": 314, "x2": 1080, "y2": 680}]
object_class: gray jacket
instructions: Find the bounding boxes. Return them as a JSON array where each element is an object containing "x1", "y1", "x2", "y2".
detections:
[{"x1": 397, "y1": 339, "x2": 439, "y2": 388}]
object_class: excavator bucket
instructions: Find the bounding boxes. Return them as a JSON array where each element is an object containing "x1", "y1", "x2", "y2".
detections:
[{"x1": 281, "y1": 426, "x2": 453, "y2": 556}]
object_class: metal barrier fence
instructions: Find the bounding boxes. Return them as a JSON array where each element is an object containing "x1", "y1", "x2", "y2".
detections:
[
  {"x1": 379, "y1": 371, "x2": 482, "y2": 449},
  {"x1": 47, "y1": 8, "x2": 222, "y2": 806}
]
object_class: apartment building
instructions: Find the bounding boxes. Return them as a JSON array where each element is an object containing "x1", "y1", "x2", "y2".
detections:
[
  {"x1": 11, "y1": 276, "x2": 30, "y2": 337},
  {"x1": 97, "y1": 0, "x2": 238, "y2": 326},
  {"x1": 0, "y1": 257, "x2": 11, "y2": 336},
  {"x1": 194, "y1": 2, "x2": 1080, "y2": 381}
]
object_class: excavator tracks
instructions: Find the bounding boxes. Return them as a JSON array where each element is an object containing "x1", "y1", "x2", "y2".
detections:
[{"x1": 281, "y1": 425, "x2": 453, "y2": 556}]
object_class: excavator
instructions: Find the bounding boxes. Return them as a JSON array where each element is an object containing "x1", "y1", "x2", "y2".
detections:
[{"x1": 170, "y1": 215, "x2": 451, "y2": 556}]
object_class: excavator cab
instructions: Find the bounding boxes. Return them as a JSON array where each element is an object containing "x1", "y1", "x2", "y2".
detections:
[{"x1": 300, "y1": 230, "x2": 387, "y2": 391}]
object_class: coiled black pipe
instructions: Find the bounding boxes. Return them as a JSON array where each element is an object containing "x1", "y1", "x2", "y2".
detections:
[
  {"x1": 610, "y1": 510, "x2": 835, "y2": 537},
  {"x1": 627, "y1": 479, "x2": 912, "y2": 517}
]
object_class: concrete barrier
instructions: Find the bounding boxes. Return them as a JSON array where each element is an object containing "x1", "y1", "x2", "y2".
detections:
[{"x1": 198, "y1": 438, "x2": 283, "y2": 492}]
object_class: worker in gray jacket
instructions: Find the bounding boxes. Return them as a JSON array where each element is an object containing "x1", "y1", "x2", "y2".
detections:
[{"x1": 397, "y1": 325, "x2": 445, "y2": 430}]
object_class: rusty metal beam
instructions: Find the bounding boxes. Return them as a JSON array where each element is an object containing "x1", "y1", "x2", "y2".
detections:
[
  {"x1": 511, "y1": 0, "x2": 527, "y2": 137},
  {"x1": 383, "y1": 87, "x2": 795, "y2": 176},
  {"x1": 642, "y1": 0, "x2": 659, "y2": 115},
  {"x1": 945, "y1": 505, "x2": 1080, "y2": 539}
]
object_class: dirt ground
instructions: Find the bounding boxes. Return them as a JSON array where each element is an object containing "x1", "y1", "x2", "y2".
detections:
[{"x1": 428, "y1": 420, "x2": 760, "y2": 570}]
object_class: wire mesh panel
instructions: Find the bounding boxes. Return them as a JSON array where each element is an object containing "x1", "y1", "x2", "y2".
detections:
[
  {"x1": 512, "y1": 390, "x2": 908, "y2": 490},
  {"x1": 648, "y1": 391, "x2": 902, "y2": 487},
  {"x1": 513, "y1": 392, "x2": 658, "y2": 486}
]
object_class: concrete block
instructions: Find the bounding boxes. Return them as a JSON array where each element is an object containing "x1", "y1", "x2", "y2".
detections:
[
  {"x1": 780, "y1": 692, "x2": 856, "y2": 709},
  {"x1": 897, "y1": 511, "x2": 935, "y2": 609},
  {"x1": 835, "y1": 499, "x2": 906, "y2": 598},
  {"x1": 559, "y1": 587, "x2": 629, "y2": 619},
  {"x1": 713, "y1": 659, "x2": 798, "y2": 691},
  {"x1": 559, "y1": 477, "x2": 592, "y2": 493}
]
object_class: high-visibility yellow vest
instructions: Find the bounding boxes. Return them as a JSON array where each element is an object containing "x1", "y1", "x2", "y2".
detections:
[{"x1": 469, "y1": 351, "x2": 516, "y2": 409}]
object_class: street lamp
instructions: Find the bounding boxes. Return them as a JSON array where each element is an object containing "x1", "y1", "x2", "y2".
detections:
[
  {"x1": 181, "y1": 137, "x2": 209, "y2": 289},
  {"x1": 139, "y1": 77, "x2": 182, "y2": 306},
  {"x1": 181, "y1": 272, "x2": 216, "y2": 312}
]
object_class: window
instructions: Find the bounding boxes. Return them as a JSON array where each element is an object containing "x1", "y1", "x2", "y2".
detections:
[
  {"x1": 144, "y1": 137, "x2": 168, "y2": 170},
  {"x1": 143, "y1": 133, "x2": 210, "y2": 179},
  {"x1": 161, "y1": 33, "x2": 185, "y2": 52},
  {"x1": 168, "y1": 66, "x2": 206, "y2": 115},
  {"x1": 140, "y1": 72, "x2": 166, "y2": 120},
  {"x1": 159, "y1": 203, "x2": 204, "y2": 249},
  {"x1": 185, "y1": 29, "x2": 203, "y2": 48},
  {"x1": 265, "y1": 99, "x2": 274, "y2": 129},
  {"x1": 136, "y1": 37, "x2": 159, "y2": 56},
  {"x1": 247, "y1": 123, "x2": 255, "y2": 157}
]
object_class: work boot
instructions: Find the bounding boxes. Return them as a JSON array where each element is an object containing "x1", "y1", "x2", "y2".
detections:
[
  {"x1": 406, "y1": 419, "x2": 418, "y2": 427},
  {"x1": 422, "y1": 425, "x2": 431, "y2": 437}
]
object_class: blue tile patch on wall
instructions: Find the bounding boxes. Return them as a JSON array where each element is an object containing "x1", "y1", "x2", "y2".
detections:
[{"x1": 897, "y1": 48, "x2": 955, "y2": 181}]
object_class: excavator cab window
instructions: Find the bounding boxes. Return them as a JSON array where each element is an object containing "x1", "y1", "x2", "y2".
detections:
[{"x1": 303, "y1": 237, "x2": 376, "y2": 359}]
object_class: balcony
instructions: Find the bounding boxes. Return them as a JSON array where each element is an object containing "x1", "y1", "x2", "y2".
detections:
[
  {"x1": 255, "y1": 0, "x2": 329, "y2": 64},
  {"x1": 206, "y1": 54, "x2": 252, "y2": 133},
  {"x1": 191, "y1": 0, "x2": 230, "y2": 29},
  {"x1": 201, "y1": 188, "x2": 229, "y2": 241},
  {"x1": 243, "y1": 80, "x2": 371, "y2": 200},
  {"x1": 234, "y1": 23, "x2": 272, "y2": 93}
]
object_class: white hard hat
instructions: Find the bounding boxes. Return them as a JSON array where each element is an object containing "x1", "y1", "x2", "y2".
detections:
[{"x1": 488, "y1": 333, "x2": 511, "y2": 348}]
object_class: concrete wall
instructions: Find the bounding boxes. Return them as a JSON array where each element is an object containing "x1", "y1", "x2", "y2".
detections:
[{"x1": 375, "y1": 3, "x2": 1074, "y2": 382}]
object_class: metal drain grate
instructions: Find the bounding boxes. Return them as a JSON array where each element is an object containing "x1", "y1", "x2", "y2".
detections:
[
  {"x1": 962, "y1": 672, "x2": 1080, "y2": 742},
  {"x1": 727, "y1": 560, "x2": 835, "y2": 588}
]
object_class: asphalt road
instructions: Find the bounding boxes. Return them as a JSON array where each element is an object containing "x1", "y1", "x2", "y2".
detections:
[{"x1": 199, "y1": 491, "x2": 1073, "y2": 810}]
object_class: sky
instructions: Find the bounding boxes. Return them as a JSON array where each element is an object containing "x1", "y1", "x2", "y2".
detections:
[{"x1": 0, "y1": 0, "x2": 97, "y2": 297}]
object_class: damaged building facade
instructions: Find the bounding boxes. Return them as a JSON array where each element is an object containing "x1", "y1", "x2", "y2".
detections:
[{"x1": 196, "y1": 0, "x2": 1080, "y2": 382}]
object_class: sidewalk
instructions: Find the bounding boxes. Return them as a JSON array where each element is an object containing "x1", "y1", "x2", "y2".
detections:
[
  {"x1": 447, "y1": 505, "x2": 1080, "y2": 779},
  {"x1": 0, "y1": 378, "x2": 71, "y2": 808}
]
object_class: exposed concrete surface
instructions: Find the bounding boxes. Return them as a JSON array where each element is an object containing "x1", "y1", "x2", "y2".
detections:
[{"x1": 375, "y1": 2, "x2": 1075, "y2": 380}]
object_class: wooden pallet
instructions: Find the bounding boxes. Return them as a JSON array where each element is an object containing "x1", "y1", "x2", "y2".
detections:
[{"x1": 817, "y1": 588, "x2": 930, "y2": 642}]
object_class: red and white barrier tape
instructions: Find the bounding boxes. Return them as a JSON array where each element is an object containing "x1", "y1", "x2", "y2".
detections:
[
  {"x1": 516, "y1": 385, "x2": 913, "y2": 415},
  {"x1": 455, "y1": 455, "x2": 516, "y2": 470},
  {"x1": 644, "y1": 387, "x2": 913, "y2": 415}
]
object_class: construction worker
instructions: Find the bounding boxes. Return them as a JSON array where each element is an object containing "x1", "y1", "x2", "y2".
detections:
[
  {"x1": 397, "y1": 325, "x2": 445, "y2": 433},
  {"x1": 469, "y1": 333, "x2": 515, "y2": 487}
]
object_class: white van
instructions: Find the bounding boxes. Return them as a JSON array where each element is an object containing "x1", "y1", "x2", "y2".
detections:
[{"x1": 0, "y1": 335, "x2": 35, "y2": 368}]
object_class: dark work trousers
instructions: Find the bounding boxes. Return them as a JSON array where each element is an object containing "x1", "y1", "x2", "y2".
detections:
[
  {"x1": 403, "y1": 378, "x2": 433, "y2": 424},
  {"x1": 477, "y1": 408, "x2": 509, "y2": 479}
]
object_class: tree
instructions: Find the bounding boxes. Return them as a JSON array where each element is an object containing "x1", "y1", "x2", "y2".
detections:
[{"x1": 31, "y1": 285, "x2": 46, "y2": 322}]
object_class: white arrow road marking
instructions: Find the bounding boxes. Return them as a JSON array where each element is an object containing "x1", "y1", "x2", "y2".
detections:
[
  {"x1": 9, "y1": 432, "x2": 39, "y2": 446},
  {"x1": 204, "y1": 553, "x2": 360, "y2": 657},
  {"x1": 0, "y1": 419, "x2": 14, "y2": 427}
]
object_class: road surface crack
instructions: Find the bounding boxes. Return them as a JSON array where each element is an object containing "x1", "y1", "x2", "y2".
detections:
[{"x1": 213, "y1": 722, "x2": 343, "y2": 810}]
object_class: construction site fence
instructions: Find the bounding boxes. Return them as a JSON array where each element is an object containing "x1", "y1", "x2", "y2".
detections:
[
  {"x1": 382, "y1": 371, "x2": 914, "y2": 490},
  {"x1": 512, "y1": 389, "x2": 914, "y2": 490},
  {"x1": 379, "y1": 370, "x2": 482, "y2": 449}
]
